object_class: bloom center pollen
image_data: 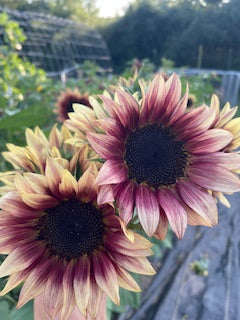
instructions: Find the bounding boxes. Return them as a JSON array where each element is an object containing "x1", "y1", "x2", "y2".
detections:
[
  {"x1": 124, "y1": 124, "x2": 189, "y2": 188},
  {"x1": 37, "y1": 200, "x2": 105, "y2": 259}
]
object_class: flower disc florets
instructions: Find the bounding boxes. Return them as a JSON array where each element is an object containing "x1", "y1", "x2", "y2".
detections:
[
  {"x1": 124, "y1": 124, "x2": 189, "y2": 188},
  {"x1": 38, "y1": 199, "x2": 105, "y2": 259}
]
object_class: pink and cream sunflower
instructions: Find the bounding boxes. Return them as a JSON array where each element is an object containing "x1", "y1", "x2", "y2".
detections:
[
  {"x1": 0, "y1": 124, "x2": 95, "y2": 196},
  {"x1": 207, "y1": 94, "x2": 240, "y2": 207},
  {"x1": 0, "y1": 155, "x2": 155, "y2": 319},
  {"x1": 81, "y1": 73, "x2": 240, "y2": 239}
]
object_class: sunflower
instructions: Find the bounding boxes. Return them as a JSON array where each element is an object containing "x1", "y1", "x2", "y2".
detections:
[
  {"x1": 1, "y1": 125, "x2": 73, "y2": 174},
  {"x1": 0, "y1": 124, "x2": 96, "y2": 197},
  {"x1": 210, "y1": 95, "x2": 240, "y2": 151},
  {"x1": 207, "y1": 95, "x2": 240, "y2": 207},
  {"x1": 0, "y1": 156, "x2": 155, "y2": 319},
  {"x1": 81, "y1": 73, "x2": 240, "y2": 239},
  {"x1": 55, "y1": 89, "x2": 91, "y2": 122}
]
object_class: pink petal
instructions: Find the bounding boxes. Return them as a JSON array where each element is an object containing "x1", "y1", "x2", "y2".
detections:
[
  {"x1": 158, "y1": 188, "x2": 187, "y2": 239},
  {"x1": 191, "y1": 152, "x2": 240, "y2": 170},
  {"x1": 17, "y1": 259, "x2": 51, "y2": 308},
  {"x1": 168, "y1": 85, "x2": 189, "y2": 126},
  {"x1": 97, "y1": 185, "x2": 114, "y2": 205},
  {"x1": 146, "y1": 74, "x2": 166, "y2": 122},
  {"x1": 96, "y1": 118, "x2": 126, "y2": 140},
  {"x1": 177, "y1": 179, "x2": 218, "y2": 226},
  {"x1": 163, "y1": 73, "x2": 182, "y2": 120},
  {"x1": 0, "y1": 242, "x2": 44, "y2": 277},
  {"x1": 0, "y1": 191, "x2": 37, "y2": 218},
  {"x1": 116, "y1": 89, "x2": 139, "y2": 131},
  {"x1": 100, "y1": 95, "x2": 131, "y2": 130},
  {"x1": 154, "y1": 209, "x2": 169, "y2": 240},
  {"x1": 116, "y1": 181, "x2": 136, "y2": 225},
  {"x1": 87, "y1": 132, "x2": 123, "y2": 160},
  {"x1": 186, "y1": 206, "x2": 215, "y2": 226},
  {"x1": 188, "y1": 163, "x2": 240, "y2": 192},
  {"x1": 135, "y1": 185, "x2": 159, "y2": 236},
  {"x1": 175, "y1": 105, "x2": 214, "y2": 140},
  {"x1": 186, "y1": 129, "x2": 233, "y2": 154},
  {"x1": 99, "y1": 95, "x2": 121, "y2": 119},
  {"x1": 95, "y1": 160, "x2": 128, "y2": 186},
  {"x1": 44, "y1": 263, "x2": 64, "y2": 319}
]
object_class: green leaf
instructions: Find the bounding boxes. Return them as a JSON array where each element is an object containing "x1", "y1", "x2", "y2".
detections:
[
  {"x1": 0, "y1": 105, "x2": 51, "y2": 130},
  {"x1": 0, "y1": 300, "x2": 10, "y2": 320},
  {"x1": 9, "y1": 301, "x2": 33, "y2": 320}
]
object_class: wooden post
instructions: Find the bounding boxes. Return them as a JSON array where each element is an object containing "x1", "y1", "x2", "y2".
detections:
[{"x1": 197, "y1": 44, "x2": 203, "y2": 69}]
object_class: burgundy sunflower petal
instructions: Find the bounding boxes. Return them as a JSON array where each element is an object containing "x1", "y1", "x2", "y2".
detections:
[
  {"x1": 0, "y1": 191, "x2": 37, "y2": 218},
  {"x1": 97, "y1": 185, "x2": 114, "y2": 205},
  {"x1": 191, "y1": 152, "x2": 240, "y2": 170},
  {"x1": 136, "y1": 185, "x2": 159, "y2": 236},
  {"x1": 186, "y1": 129, "x2": 233, "y2": 154},
  {"x1": 158, "y1": 188, "x2": 187, "y2": 239},
  {"x1": 87, "y1": 132, "x2": 123, "y2": 160},
  {"x1": 96, "y1": 160, "x2": 128, "y2": 186},
  {"x1": 115, "y1": 180, "x2": 136, "y2": 225},
  {"x1": 43, "y1": 263, "x2": 65, "y2": 319},
  {"x1": 0, "y1": 242, "x2": 44, "y2": 277},
  {"x1": 93, "y1": 251, "x2": 120, "y2": 305},
  {"x1": 17, "y1": 259, "x2": 51, "y2": 308},
  {"x1": 154, "y1": 209, "x2": 169, "y2": 240},
  {"x1": 177, "y1": 179, "x2": 218, "y2": 226},
  {"x1": 188, "y1": 163, "x2": 240, "y2": 193}
]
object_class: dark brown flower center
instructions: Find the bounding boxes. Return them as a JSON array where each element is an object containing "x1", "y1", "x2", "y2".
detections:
[
  {"x1": 187, "y1": 98, "x2": 194, "y2": 108},
  {"x1": 66, "y1": 99, "x2": 81, "y2": 113},
  {"x1": 124, "y1": 124, "x2": 189, "y2": 188},
  {"x1": 37, "y1": 199, "x2": 105, "y2": 259}
]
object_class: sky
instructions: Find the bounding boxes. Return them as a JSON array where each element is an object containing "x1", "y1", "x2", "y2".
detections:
[{"x1": 96, "y1": 0, "x2": 134, "y2": 17}]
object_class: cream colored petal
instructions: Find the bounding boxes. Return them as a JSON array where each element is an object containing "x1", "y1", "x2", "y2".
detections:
[
  {"x1": 74, "y1": 257, "x2": 90, "y2": 315},
  {"x1": 59, "y1": 169, "x2": 78, "y2": 197}
]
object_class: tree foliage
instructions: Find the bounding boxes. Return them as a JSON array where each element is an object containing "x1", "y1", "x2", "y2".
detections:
[
  {"x1": 0, "y1": 0, "x2": 99, "y2": 25},
  {"x1": 101, "y1": 0, "x2": 240, "y2": 71}
]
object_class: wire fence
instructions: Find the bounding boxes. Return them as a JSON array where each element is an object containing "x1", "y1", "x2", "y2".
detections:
[
  {"x1": 0, "y1": 7, "x2": 112, "y2": 74},
  {"x1": 180, "y1": 68, "x2": 240, "y2": 106}
]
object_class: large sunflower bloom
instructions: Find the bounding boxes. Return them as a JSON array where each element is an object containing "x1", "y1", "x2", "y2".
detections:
[
  {"x1": 0, "y1": 158, "x2": 154, "y2": 319},
  {"x1": 55, "y1": 89, "x2": 91, "y2": 122},
  {"x1": 84, "y1": 73, "x2": 240, "y2": 239}
]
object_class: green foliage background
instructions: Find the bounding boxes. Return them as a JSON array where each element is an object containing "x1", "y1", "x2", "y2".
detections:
[{"x1": 101, "y1": 0, "x2": 240, "y2": 72}]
